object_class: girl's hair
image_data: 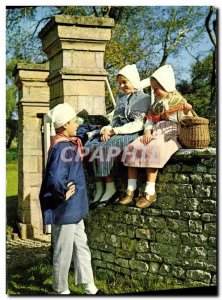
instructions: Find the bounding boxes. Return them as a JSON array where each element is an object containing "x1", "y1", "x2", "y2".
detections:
[{"x1": 150, "y1": 77, "x2": 183, "y2": 101}]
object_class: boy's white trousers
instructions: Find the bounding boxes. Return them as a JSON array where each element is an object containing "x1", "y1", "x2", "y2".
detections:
[{"x1": 52, "y1": 220, "x2": 95, "y2": 293}]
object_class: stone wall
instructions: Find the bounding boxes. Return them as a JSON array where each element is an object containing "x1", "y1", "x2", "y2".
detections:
[{"x1": 85, "y1": 148, "x2": 216, "y2": 291}]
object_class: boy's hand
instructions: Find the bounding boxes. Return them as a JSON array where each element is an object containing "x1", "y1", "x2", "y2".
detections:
[{"x1": 65, "y1": 182, "x2": 76, "y2": 201}]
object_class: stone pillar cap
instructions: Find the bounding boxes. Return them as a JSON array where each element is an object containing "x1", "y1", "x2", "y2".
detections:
[
  {"x1": 39, "y1": 15, "x2": 115, "y2": 39},
  {"x1": 13, "y1": 63, "x2": 49, "y2": 77}
]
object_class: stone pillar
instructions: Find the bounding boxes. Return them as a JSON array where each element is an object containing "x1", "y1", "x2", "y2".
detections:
[
  {"x1": 13, "y1": 63, "x2": 50, "y2": 239},
  {"x1": 39, "y1": 15, "x2": 114, "y2": 112}
]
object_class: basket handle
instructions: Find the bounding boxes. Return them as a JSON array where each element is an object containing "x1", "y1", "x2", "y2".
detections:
[
  {"x1": 179, "y1": 109, "x2": 198, "y2": 125},
  {"x1": 190, "y1": 109, "x2": 197, "y2": 116}
]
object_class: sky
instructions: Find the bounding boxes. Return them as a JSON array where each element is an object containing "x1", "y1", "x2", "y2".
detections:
[{"x1": 1, "y1": 0, "x2": 221, "y2": 299}]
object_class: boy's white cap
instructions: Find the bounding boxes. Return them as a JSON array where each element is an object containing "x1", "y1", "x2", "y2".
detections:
[
  {"x1": 117, "y1": 64, "x2": 141, "y2": 89},
  {"x1": 150, "y1": 65, "x2": 176, "y2": 92},
  {"x1": 46, "y1": 103, "x2": 76, "y2": 129}
]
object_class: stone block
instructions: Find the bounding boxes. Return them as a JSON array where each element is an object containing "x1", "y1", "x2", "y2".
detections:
[
  {"x1": 136, "y1": 240, "x2": 149, "y2": 253},
  {"x1": 106, "y1": 234, "x2": 121, "y2": 248},
  {"x1": 101, "y1": 252, "x2": 115, "y2": 263},
  {"x1": 149, "y1": 262, "x2": 159, "y2": 273},
  {"x1": 71, "y1": 51, "x2": 104, "y2": 69},
  {"x1": 135, "y1": 228, "x2": 153, "y2": 240},
  {"x1": 194, "y1": 185, "x2": 211, "y2": 198},
  {"x1": 129, "y1": 259, "x2": 149, "y2": 272},
  {"x1": 198, "y1": 200, "x2": 216, "y2": 213},
  {"x1": 159, "y1": 263, "x2": 171, "y2": 275},
  {"x1": 146, "y1": 217, "x2": 166, "y2": 229},
  {"x1": 150, "y1": 242, "x2": 179, "y2": 257},
  {"x1": 23, "y1": 173, "x2": 42, "y2": 188},
  {"x1": 121, "y1": 237, "x2": 137, "y2": 252},
  {"x1": 115, "y1": 257, "x2": 129, "y2": 268},
  {"x1": 156, "y1": 230, "x2": 181, "y2": 245},
  {"x1": 203, "y1": 223, "x2": 216, "y2": 236},
  {"x1": 136, "y1": 253, "x2": 163, "y2": 262},
  {"x1": 177, "y1": 198, "x2": 200, "y2": 211},
  {"x1": 172, "y1": 266, "x2": 186, "y2": 278},
  {"x1": 23, "y1": 156, "x2": 38, "y2": 173},
  {"x1": 186, "y1": 269, "x2": 211, "y2": 284},
  {"x1": 182, "y1": 211, "x2": 201, "y2": 220},
  {"x1": 201, "y1": 213, "x2": 216, "y2": 222},
  {"x1": 59, "y1": 26, "x2": 112, "y2": 42},
  {"x1": 181, "y1": 233, "x2": 208, "y2": 246},
  {"x1": 202, "y1": 174, "x2": 216, "y2": 183},
  {"x1": 64, "y1": 80, "x2": 105, "y2": 96},
  {"x1": 188, "y1": 220, "x2": 203, "y2": 233},
  {"x1": 77, "y1": 96, "x2": 106, "y2": 115},
  {"x1": 175, "y1": 174, "x2": 190, "y2": 183},
  {"x1": 209, "y1": 237, "x2": 216, "y2": 248},
  {"x1": 166, "y1": 219, "x2": 189, "y2": 232},
  {"x1": 115, "y1": 248, "x2": 135, "y2": 259}
]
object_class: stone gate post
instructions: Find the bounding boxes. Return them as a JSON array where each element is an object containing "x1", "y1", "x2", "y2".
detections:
[
  {"x1": 13, "y1": 63, "x2": 50, "y2": 238},
  {"x1": 39, "y1": 15, "x2": 114, "y2": 112}
]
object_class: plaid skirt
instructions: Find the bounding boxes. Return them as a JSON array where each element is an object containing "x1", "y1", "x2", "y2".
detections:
[
  {"x1": 84, "y1": 129, "x2": 140, "y2": 177},
  {"x1": 122, "y1": 121, "x2": 182, "y2": 168}
]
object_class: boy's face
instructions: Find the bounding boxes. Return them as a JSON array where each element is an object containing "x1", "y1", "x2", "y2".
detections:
[
  {"x1": 117, "y1": 75, "x2": 136, "y2": 94},
  {"x1": 65, "y1": 117, "x2": 79, "y2": 137}
]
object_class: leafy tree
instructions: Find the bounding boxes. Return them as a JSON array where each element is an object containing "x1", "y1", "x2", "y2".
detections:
[{"x1": 6, "y1": 6, "x2": 216, "y2": 117}]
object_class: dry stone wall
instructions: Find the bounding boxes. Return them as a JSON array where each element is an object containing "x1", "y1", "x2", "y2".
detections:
[{"x1": 85, "y1": 148, "x2": 217, "y2": 290}]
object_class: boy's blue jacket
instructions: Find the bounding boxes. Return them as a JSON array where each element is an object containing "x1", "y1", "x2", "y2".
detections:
[{"x1": 39, "y1": 141, "x2": 89, "y2": 225}]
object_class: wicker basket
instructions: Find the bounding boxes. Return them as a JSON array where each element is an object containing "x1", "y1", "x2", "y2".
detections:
[{"x1": 179, "y1": 110, "x2": 210, "y2": 149}]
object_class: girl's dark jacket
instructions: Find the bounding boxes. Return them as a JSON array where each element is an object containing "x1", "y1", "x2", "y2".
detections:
[{"x1": 39, "y1": 141, "x2": 88, "y2": 225}]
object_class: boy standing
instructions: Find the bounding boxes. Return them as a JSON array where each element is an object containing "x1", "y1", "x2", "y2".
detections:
[{"x1": 39, "y1": 103, "x2": 103, "y2": 295}]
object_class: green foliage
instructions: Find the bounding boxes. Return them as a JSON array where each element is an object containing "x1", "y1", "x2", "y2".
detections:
[{"x1": 6, "y1": 6, "x2": 216, "y2": 131}]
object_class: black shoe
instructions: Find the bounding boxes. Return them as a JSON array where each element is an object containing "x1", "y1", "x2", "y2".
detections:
[
  {"x1": 89, "y1": 200, "x2": 100, "y2": 210},
  {"x1": 107, "y1": 191, "x2": 120, "y2": 204},
  {"x1": 97, "y1": 191, "x2": 120, "y2": 207},
  {"x1": 95, "y1": 290, "x2": 105, "y2": 295}
]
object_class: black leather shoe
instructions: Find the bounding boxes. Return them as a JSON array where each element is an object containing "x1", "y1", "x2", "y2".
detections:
[
  {"x1": 95, "y1": 290, "x2": 105, "y2": 295},
  {"x1": 97, "y1": 191, "x2": 120, "y2": 207},
  {"x1": 107, "y1": 191, "x2": 120, "y2": 204},
  {"x1": 89, "y1": 200, "x2": 100, "y2": 210}
]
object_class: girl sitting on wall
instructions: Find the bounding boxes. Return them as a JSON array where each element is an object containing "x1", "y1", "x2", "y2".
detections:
[
  {"x1": 118, "y1": 65, "x2": 193, "y2": 208},
  {"x1": 84, "y1": 64, "x2": 151, "y2": 208}
]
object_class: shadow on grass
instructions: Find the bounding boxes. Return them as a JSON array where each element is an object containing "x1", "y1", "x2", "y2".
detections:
[
  {"x1": 6, "y1": 195, "x2": 18, "y2": 232},
  {"x1": 7, "y1": 257, "x2": 53, "y2": 295}
]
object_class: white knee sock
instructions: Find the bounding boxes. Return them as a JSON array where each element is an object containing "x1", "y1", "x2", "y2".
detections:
[
  {"x1": 100, "y1": 182, "x2": 116, "y2": 203},
  {"x1": 93, "y1": 181, "x2": 104, "y2": 203},
  {"x1": 84, "y1": 282, "x2": 98, "y2": 294},
  {"x1": 127, "y1": 179, "x2": 137, "y2": 192},
  {"x1": 144, "y1": 181, "x2": 155, "y2": 195}
]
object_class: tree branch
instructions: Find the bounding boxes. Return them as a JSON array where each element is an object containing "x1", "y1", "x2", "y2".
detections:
[
  {"x1": 205, "y1": 6, "x2": 216, "y2": 47},
  {"x1": 31, "y1": 17, "x2": 51, "y2": 39}
]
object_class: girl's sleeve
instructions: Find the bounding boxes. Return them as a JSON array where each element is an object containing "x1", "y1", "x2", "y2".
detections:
[
  {"x1": 112, "y1": 116, "x2": 144, "y2": 134},
  {"x1": 144, "y1": 118, "x2": 154, "y2": 130}
]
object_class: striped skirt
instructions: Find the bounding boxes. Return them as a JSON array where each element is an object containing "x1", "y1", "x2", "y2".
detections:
[
  {"x1": 122, "y1": 121, "x2": 182, "y2": 168},
  {"x1": 84, "y1": 130, "x2": 140, "y2": 177}
]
